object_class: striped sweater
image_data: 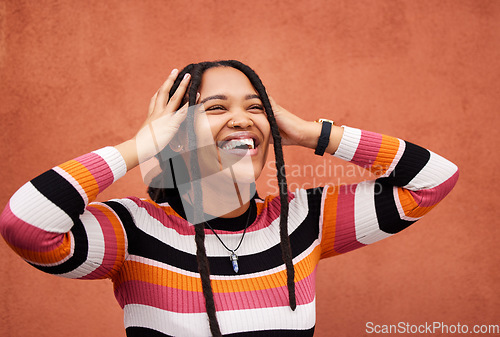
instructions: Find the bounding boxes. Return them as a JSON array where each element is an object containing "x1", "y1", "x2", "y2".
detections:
[{"x1": 0, "y1": 126, "x2": 459, "y2": 336}]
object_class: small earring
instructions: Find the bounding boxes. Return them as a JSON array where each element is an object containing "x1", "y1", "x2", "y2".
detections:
[{"x1": 171, "y1": 143, "x2": 183, "y2": 152}]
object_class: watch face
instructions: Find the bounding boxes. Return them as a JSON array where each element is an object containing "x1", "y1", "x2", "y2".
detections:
[{"x1": 318, "y1": 118, "x2": 334, "y2": 124}]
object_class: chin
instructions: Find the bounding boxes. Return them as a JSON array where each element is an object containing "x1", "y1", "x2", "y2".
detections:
[{"x1": 228, "y1": 158, "x2": 260, "y2": 184}]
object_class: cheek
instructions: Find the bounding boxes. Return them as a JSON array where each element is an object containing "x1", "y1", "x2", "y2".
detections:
[
  {"x1": 257, "y1": 117, "x2": 271, "y2": 143},
  {"x1": 194, "y1": 115, "x2": 224, "y2": 145}
]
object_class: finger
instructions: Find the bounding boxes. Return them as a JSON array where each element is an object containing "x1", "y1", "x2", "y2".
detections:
[
  {"x1": 166, "y1": 73, "x2": 191, "y2": 112},
  {"x1": 148, "y1": 91, "x2": 159, "y2": 116},
  {"x1": 176, "y1": 102, "x2": 189, "y2": 114},
  {"x1": 269, "y1": 96, "x2": 278, "y2": 110},
  {"x1": 174, "y1": 103, "x2": 189, "y2": 121},
  {"x1": 165, "y1": 102, "x2": 189, "y2": 134},
  {"x1": 155, "y1": 69, "x2": 179, "y2": 111}
]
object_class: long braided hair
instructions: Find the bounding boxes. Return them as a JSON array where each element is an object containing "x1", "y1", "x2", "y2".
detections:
[{"x1": 147, "y1": 60, "x2": 295, "y2": 336}]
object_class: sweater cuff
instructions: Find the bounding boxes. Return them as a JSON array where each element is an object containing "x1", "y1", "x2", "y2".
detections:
[
  {"x1": 93, "y1": 147, "x2": 127, "y2": 183},
  {"x1": 333, "y1": 126, "x2": 363, "y2": 162}
]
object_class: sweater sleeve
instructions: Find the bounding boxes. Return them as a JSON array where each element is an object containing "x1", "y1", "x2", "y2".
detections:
[
  {"x1": 0, "y1": 147, "x2": 130, "y2": 279},
  {"x1": 319, "y1": 126, "x2": 459, "y2": 259}
]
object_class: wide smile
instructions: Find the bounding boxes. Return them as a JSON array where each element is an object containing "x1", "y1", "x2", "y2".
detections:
[{"x1": 217, "y1": 132, "x2": 261, "y2": 156}]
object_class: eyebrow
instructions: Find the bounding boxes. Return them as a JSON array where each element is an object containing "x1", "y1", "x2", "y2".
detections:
[{"x1": 199, "y1": 94, "x2": 261, "y2": 105}]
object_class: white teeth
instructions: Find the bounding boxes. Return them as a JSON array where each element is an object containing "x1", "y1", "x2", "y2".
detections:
[{"x1": 220, "y1": 138, "x2": 255, "y2": 150}]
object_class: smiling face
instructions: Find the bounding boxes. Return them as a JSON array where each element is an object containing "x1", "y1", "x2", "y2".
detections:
[{"x1": 193, "y1": 66, "x2": 271, "y2": 182}]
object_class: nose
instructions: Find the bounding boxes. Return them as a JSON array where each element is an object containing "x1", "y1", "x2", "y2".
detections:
[{"x1": 228, "y1": 109, "x2": 254, "y2": 128}]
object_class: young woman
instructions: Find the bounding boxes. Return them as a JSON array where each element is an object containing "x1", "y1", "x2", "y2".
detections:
[{"x1": 0, "y1": 60, "x2": 459, "y2": 336}]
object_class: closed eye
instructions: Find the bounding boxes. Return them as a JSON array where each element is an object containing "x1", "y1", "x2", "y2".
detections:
[
  {"x1": 248, "y1": 104, "x2": 264, "y2": 112},
  {"x1": 204, "y1": 105, "x2": 226, "y2": 113}
]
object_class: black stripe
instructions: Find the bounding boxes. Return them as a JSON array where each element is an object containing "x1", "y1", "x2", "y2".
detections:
[
  {"x1": 28, "y1": 169, "x2": 91, "y2": 274},
  {"x1": 104, "y1": 200, "x2": 136, "y2": 236},
  {"x1": 126, "y1": 326, "x2": 315, "y2": 337},
  {"x1": 378, "y1": 141, "x2": 430, "y2": 187},
  {"x1": 29, "y1": 218, "x2": 90, "y2": 274},
  {"x1": 126, "y1": 327, "x2": 172, "y2": 337},
  {"x1": 106, "y1": 192, "x2": 321, "y2": 276},
  {"x1": 374, "y1": 180, "x2": 416, "y2": 234},
  {"x1": 225, "y1": 327, "x2": 315, "y2": 337},
  {"x1": 31, "y1": 169, "x2": 85, "y2": 221}
]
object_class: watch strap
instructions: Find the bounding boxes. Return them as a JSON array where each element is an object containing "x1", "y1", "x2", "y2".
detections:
[{"x1": 314, "y1": 119, "x2": 334, "y2": 156}]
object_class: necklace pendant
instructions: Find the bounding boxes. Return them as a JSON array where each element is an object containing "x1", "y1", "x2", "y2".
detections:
[{"x1": 230, "y1": 252, "x2": 239, "y2": 273}]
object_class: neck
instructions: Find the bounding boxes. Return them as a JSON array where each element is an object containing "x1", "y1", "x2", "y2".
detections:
[
  {"x1": 179, "y1": 178, "x2": 255, "y2": 222},
  {"x1": 219, "y1": 200, "x2": 251, "y2": 218}
]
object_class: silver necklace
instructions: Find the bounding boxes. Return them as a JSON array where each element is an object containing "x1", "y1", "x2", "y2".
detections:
[{"x1": 204, "y1": 208, "x2": 252, "y2": 273}]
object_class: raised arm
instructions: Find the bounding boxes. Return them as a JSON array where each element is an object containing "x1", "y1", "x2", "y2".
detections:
[
  {"x1": 0, "y1": 148, "x2": 129, "y2": 279},
  {"x1": 0, "y1": 69, "x2": 192, "y2": 278},
  {"x1": 270, "y1": 99, "x2": 458, "y2": 258},
  {"x1": 319, "y1": 126, "x2": 458, "y2": 257}
]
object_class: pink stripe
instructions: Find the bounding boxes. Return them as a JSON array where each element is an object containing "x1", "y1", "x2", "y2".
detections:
[
  {"x1": 74, "y1": 152, "x2": 114, "y2": 192},
  {"x1": 409, "y1": 171, "x2": 459, "y2": 207},
  {"x1": 334, "y1": 184, "x2": 365, "y2": 254},
  {"x1": 79, "y1": 206, "x2": 121, "y2": 280},
  {"x1": 115, "y1": 268, "x2": 316, "y2": 313},
  {"x1": 0, "y1": 202, "x2": 66, "y2": 252},
  {"x1": 244, "y1": 192, "x2": 296, "y2": 234},
  {"x1": 127, "y1": 192, "x2": 296, "y2": 236},
  {"x1": 128, "y1": 197, "x2": 195, "y2": 236},
  {"x1": 350, "y1": 130, "x2": 383, "y2": 168}
]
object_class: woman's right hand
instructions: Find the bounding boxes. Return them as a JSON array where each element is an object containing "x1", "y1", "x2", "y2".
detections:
[{"x1": 116, "y1": 69, "x2": 191, "y2": 171}]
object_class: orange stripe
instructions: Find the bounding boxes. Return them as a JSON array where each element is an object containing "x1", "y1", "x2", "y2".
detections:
[
  {"x1": 6, "y1": 233, "x2": 72, "y2": 265},
  {"x1": 142, "y1": 199, "x2": 200, "y2": 220},
  {"x1": 320, "y1": 187, "x2": 340, "y2": 259},
  {"x1": 59, "y1": 160, "x2": 99, "y2": 199},
  {"x1": 257, "y1": 194, "x2": 279, "y2": 215},
  {"x1": 90, "y1": 204, "x2": 127, "y2": 278},
  {"x1": 144, "y1": 199, "x2": 182, "y2": 216},
  {"x1": 142, "y1": 196, "x2": 277, "y2": 219},
  {"x1": 397, "y1": 188, "x2": 436, "y2": 218},
  {"x1": 115, "y1": 245, "x2": 321, "y2": 292},
  {"x1": 370, "y1": 135, "x2": 400, "y2": 176}
]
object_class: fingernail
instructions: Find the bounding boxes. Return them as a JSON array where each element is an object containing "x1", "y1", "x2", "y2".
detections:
[
  {"x1": 171, "y1": 68, "x2": 178, "y2": 75},
  {"x1": 183, "y1": 73, "x2": 191, "y2": 80},
  {"x1": 196, "y1": 92, "x2": 200, "y2": 100}
]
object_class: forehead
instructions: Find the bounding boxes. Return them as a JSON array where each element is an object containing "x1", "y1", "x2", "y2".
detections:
[{"x1": 198, "y1": 67, "x2": 258, "y2": 97}]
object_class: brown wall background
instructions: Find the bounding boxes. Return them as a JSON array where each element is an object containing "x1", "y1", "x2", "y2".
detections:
[{"x1": 1, "y1": 1, "x2": 499, "y2": 336}]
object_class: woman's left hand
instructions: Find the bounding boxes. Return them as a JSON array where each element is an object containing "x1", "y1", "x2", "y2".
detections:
[
  {"x1": 269, "y1": 97, "x2": 321, "y2": 149},
  {"x1": 270, "y1": 97, "x2": 344, "y2": 154}
]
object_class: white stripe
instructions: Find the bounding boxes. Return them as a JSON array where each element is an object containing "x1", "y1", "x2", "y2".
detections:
[
  {"x1": 120, "y1": 190, "x2": 309, "y2": 258},
  {"x1": 333, "y1": 126, "x2": 362, "y2": 162},
  {"x1": 380, "y1": 139, "x2": 405, "y2": 178},
  {"x1": 53, "y1": 166, "x2": 89, "y2": 205},
  {"x1": 354, "y1": 180, "x2": 392, "y2": 245},
  {"x1": 57, "y1": 210, "x2": 106, "y2": 278},
  {"x1": 405, "y1": 150, "x2": 458, "y2": 190},
  {"x1": 318, "y1": 185, "x2": 330, "y2": 244},
  {"x1": 124, "y1": 299, "x2": 316, "y2": 336},
  {"x1": 10, "y1": 182, "x2": 73, "y2": 233},
  {"x1": 393, "y1": 186, "x2": 423, "y2": 222},
  {"x1": 93, "y1": 147, "x2": 127, "y2": 182}
]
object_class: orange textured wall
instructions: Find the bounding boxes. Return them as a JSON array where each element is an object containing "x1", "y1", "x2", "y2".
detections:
[{"x1": 1, "y1": 1, "x2": 499, "y2": 336}]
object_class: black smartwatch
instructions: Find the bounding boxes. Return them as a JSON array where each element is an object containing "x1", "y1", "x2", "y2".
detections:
[{"x1": 314, "y1": 119, "x2": 334, "y2": 156}]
